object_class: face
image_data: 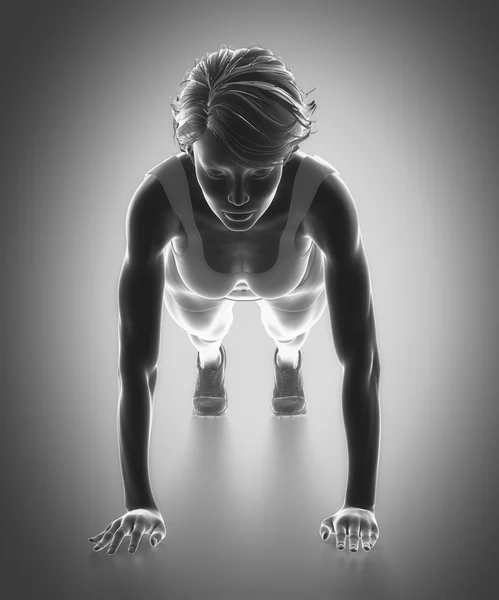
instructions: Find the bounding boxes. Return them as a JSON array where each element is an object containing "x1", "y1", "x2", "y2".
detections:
[{"x1": 192, "y1": 129, "x2": 284, "y2": 232}]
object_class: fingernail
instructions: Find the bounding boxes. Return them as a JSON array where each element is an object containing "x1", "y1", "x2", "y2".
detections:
[
  {"x1": 151, "y1": 539, "x2": 157, "y2": 547},
  {"x1": 322, "y1": 532, "x2": 329, "y2": 541},
  {"x1": 338, "y1": 544, "x2": 344, "y2": 550},
  {"x1": 129, "y1": 547, "x2": 136, "y2": 553},
  {"x1": 93, "y1": 545, "x2": 101, "y2": 551}
]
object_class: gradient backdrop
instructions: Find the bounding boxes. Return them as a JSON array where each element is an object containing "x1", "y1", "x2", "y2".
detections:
[{"x1": 2, "y1": 1, "x2": 498, "y2": 598}]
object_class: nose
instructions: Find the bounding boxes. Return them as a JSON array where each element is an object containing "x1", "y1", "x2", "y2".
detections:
[
  {"x1": 227, "y1": 194, "x2": 249, "y2": 206},
  {"x1": 227, "y1": 192, "x2": 250, "y2": 208}
]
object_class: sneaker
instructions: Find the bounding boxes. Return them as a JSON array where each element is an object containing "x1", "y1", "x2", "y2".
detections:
[
  {"x1": 192, "y1": 344, "x2": 228, "y2": 416},
  {"x1": 271, "y1": 349, "x2": 307, "y2": 416}
]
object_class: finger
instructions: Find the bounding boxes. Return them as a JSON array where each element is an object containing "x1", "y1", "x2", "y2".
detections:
[
  {"x1": 361, "y1": 525, "x2": 372, "y2": 552},
  {"x1": 149, "y1": 523, "x2": 166, "y2": 548},
  {"x1": 92, "y1": 521, "x2": 121, "y2": 551},
  {"x1": 335, "y1": 524, "x2": 347, "y2": 551},
  {"x1": 107, "y1": 526, "x2": 128, "y2": 555},
  {"x1": 348, "y1": 520, "x2": 360, "y2": 553},
  {"x1": 128, "y1": 525, "x2": 146, "y2": 554},
  {"x1": 89, "y1": 522, "x2": 114, "y2": 543}
]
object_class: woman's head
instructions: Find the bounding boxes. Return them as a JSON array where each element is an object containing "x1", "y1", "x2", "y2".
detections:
[{"x1": 171, "y1": 44, "x2": 317, "y2": 169}]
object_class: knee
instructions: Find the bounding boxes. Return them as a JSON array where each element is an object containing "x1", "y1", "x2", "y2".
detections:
[
  {"x1": 259, "y1": 306, "x2": 306, "y2": 341},
  {"x1": 186, "y1": 306, "x2": 234, "y2": 342},
  {"x1": 259, "y1": 295, "x2": 327, "y2": 342}
]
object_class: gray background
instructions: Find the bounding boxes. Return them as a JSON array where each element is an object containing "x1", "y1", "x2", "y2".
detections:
[{"x1": 2, "y1": 0, "x2": 498, "y2": 598}]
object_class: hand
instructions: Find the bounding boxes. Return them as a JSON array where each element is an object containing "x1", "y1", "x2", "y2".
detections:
[
  {"x1": 319, "y1": 506, "x2": 379, "y2": 552},
  {"x1": 88, "y1": 508, "x2": 166, "y2": 554}
]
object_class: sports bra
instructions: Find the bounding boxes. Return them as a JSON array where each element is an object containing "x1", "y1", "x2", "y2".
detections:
[{"x1": 145, "y1": 152, "x2": 337, "y2": 301}]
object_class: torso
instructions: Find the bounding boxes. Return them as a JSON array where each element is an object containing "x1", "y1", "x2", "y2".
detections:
[{"x1": 170, "y1": 151, "x2": 315, "y2": 275}]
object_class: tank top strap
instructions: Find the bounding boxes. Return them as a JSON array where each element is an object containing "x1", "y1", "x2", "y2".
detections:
[
  {"x1": 283, "y1": 154, "x2": 339, "y2": 236},
  {"x1": 145, "y1": 153, "x2": 339, "y2": 240},
  {"x1": 145, "y1": 155, "x2": 200, "y2": 238}
]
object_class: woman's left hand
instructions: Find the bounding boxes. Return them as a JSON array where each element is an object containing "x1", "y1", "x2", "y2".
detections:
[{"x1": 319, "y1": 506, "x2": 379, "y2": 552}]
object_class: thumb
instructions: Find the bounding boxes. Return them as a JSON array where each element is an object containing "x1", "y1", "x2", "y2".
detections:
[
  {"x1": 320, "y1": 519, "x2": 334, "y2": 541},
  {"x1": 150, "y1": 525, "x2": 166, "y2": 547}
]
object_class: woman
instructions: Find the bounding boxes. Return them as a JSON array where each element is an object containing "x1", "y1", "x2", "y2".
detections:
[{"x1": 89, "y1": 45, "x2": 381, "y2": 555}]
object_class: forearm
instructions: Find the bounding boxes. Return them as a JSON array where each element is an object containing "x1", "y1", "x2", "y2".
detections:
[
  {"x1": 117, "y1": 368, "x2": 159, "y2": 511},
  {"x1": 341, "y1": 360, "x2": 380, "y2": 511}
]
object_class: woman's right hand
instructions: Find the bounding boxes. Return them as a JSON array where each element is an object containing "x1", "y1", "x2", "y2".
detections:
[{"x1": 88, "y1": 508, "x2": 166, "y2": 554}]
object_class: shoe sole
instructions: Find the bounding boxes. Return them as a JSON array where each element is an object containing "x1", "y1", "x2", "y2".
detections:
[
  {"x1": 271, "y1": 397, "x2": 308, "y2": 416},
  {"x1": 192, "y1": 397, "x2": 307, "y2": 417},
  {"x1": 192, "y1": 396, "x2": 228, "y2": 417}
]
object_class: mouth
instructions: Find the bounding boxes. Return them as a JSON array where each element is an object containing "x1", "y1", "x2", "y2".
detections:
[{"x1": 223, "y1": 211, "x2": 255, "y2": 222}]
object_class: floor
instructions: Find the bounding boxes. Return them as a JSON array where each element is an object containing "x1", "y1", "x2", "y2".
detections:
[{"x1": 4, "y1": 302, "x2": 495, "y2": 599}]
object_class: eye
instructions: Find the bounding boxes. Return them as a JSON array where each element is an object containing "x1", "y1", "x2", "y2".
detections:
[
  {"x1": 206, "y1": 169, "x2": 225, "y2": 179},
  {"x1": 252, "y1": 168, "x2": 273, "y2": 179}
]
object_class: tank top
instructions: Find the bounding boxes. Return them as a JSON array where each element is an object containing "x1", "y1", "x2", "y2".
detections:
[{"x1": 145, "y1": 152, "x2": 337, "y2": 301}]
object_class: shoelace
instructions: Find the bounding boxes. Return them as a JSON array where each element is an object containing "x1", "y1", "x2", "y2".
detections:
[
  {"x1": 197, "y1": 366, "x2": 219, "y2": 396},
  {"x1": 279, "y1": 367, "x2": 301, "y2": 396}
]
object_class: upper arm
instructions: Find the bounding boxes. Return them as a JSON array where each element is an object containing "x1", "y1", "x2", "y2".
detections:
[
  {"x1": 124, "y1": 174, "x2": 177, "y2": 264},
  {"x1": 118, "y1": 175, "x2": 177, "y2": 375},
  {"x1": 309, "y1": 173, "x2": 380, "y2": 373}
]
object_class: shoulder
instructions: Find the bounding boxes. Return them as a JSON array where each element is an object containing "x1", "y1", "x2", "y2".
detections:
[
  {"x1": 131, "y1": 154, "x2": 182, "y2": 225},
  {"x1": 145, "y1": 152, "x2": 187, "y2": 179},
  {"x1": 294, "y1": 151, "x2": 338, "y2": 178},
  {"x1": 303, "y1": 163, "x2": 361, "y2": 267},
  {"x1": 125, "y1": 160, "x2": 182, "y2": 261}
]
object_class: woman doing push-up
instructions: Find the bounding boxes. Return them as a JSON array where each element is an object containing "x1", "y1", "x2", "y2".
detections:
[{"x1": 89, "y1": 45, "x2": 381, "y2": 556}]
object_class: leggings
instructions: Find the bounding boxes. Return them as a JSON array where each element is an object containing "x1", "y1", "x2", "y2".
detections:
[{"x1": 163, "y1": 244, "x2": 328, "y2": 358}]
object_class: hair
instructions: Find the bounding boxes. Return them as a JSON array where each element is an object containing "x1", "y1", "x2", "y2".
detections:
[{"x1": 170, "y1": 44, "x2": 318, "y2": 169}]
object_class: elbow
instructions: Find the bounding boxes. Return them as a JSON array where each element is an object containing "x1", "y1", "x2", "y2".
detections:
[
  {"x1": 118, "y1": 333, "x2": 160, "y2": 379},
  {"x1": 342, "y1": 344, "x2": 380, "y2": 384},
  {"x1": 372, "y1": 347, "x2": 380, "y2": 382},
  {"x1": 341, "y1": 347, "x2": 380, "y2": 411},
  {"x1": 118, "y1": 352, "x2": 158, "y2": 380}
]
